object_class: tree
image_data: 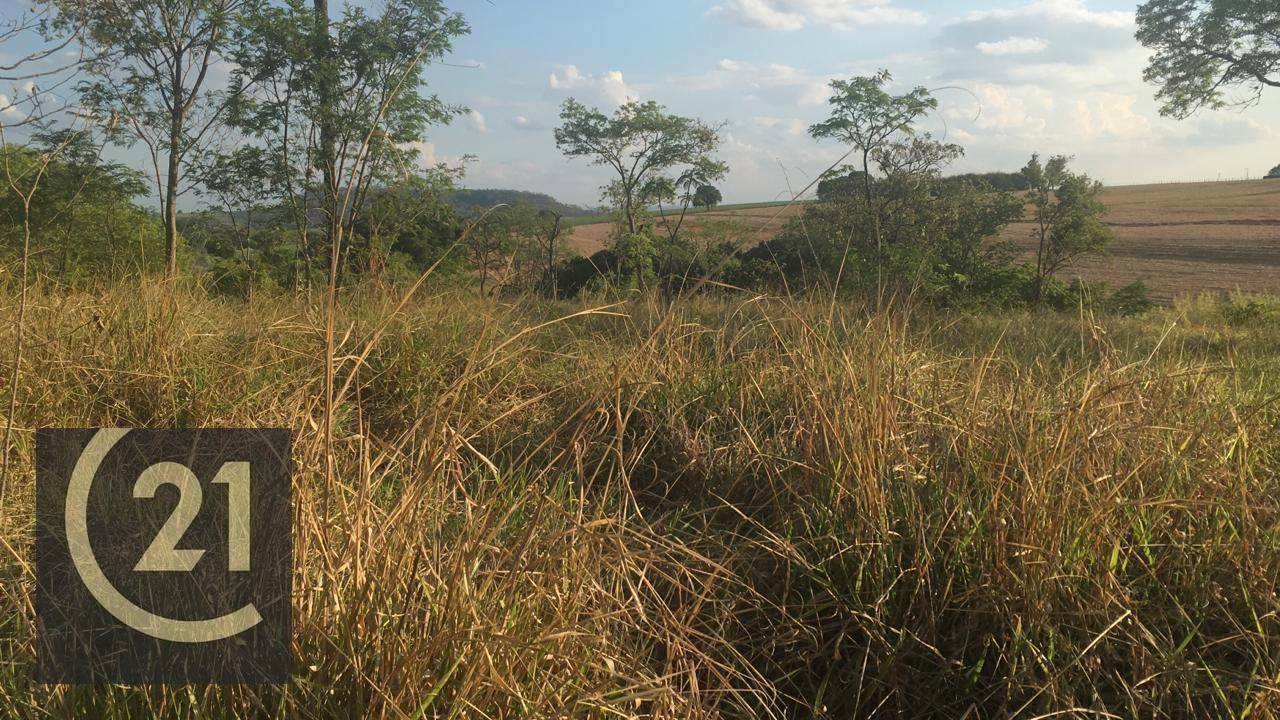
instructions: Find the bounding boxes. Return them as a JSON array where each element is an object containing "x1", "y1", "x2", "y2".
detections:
[
  {"x1": 1136, "y1": 0, "x2": 1280, "y2": 118},
  {"x1": 809, "y1": 70, "x2": 937, "y2": 252},
  {"x1": 1022, "y1": 154, "x2": 1113, "y2": 303},
  {"x1": 50, "y1": 0, "x2": 255, "y2": 277},
  {"x1": 554, "y1": 98, "x2": 726, "y2": 236},
  {"x1": 1267, "y1": 163, "x2": 1280, "y2": 179},
  {"x1": 693, "y1": 184, "x2": 721, "y2": 212},
  {"x1": 530, "y1": 209, "x2": 569, "y2": 297},
  {"x1": 230, "y1": 0, "x2": 467, "y2": 487},
  {"x1": 229, "y1": 0, "x2": 468, "y2": 286}
]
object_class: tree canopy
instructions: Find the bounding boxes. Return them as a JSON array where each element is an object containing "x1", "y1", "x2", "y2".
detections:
[
  {"x1": 554, "y1": 98, "x2": 726, "y2": 235},
  {"x1": 1136, "y1": 0, "x2": 1280, "y2": 118}
]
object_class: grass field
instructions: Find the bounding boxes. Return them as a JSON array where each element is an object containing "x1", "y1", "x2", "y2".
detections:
[
  {"x1": 567, "y1": 180, "x2": 1280, "y2": 303},
  {"x1": 1, "y1": 284, "x2": 1278, "y2": 716}
]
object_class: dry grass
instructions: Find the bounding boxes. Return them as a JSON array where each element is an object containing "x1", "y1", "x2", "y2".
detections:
[{"x1": 1, "y1": 283, "x2": 1279, "y2": 717}]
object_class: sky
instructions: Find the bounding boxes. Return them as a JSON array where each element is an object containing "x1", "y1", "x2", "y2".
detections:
[
  {"x1": 1, "y1": 0, "x2": 1275, "y2": 208},
  {"x1": 416, "y1": 0, "x2": 1279, "y2": 207}
]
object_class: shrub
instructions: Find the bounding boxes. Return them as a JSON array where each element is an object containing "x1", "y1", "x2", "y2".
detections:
[{"x1": 1106, "y1": 280, "x2": 1155, "y2": 316}]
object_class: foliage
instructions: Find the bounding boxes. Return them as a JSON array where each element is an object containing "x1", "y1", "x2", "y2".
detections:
[
  {"x1": 0, "y1": 139, "x2": 160, "y2": 281},
  {"x1": 48, "y1": 0, "x2": 257, "y2": 276},
  {"x1": 227, "y1": 0, "x2": 468, "y2": 281},
  {"x1": 815, "y1": 167, "x2": 870, "y2": 202},
  {"x1": 1267, "y1": 163, "x2": 1280, "y2": 179},
  {"x1": 945, "y1": 170, "x2": 1031, "y2": 192},
  {"x1": 555, "y1": 98, "x2": 726, "y2": 235},
  {"x1": 692, "y1": 184, "x2": 721, "y2": 211},
  {"x1": 809, "y1": 70, "x2": 937, "y2": 251},
  {"x1": 1023, "y1": 153, "x2": 1114, "y2": 303},
  {"x1": 1136, "y1": 0, "x2": 1280, "y2": 118},
  {"x1": 1219, "y1": 294, "x2": 1279, "y2": 326},
  {"x1": 1106, "y1": 279, "x2": 1156, "y2": 316},
  {"x1": 444, "y1": 188, "x2": 591, "y2": 218}
]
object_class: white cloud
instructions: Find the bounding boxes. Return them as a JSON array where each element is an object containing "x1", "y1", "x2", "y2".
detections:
[
  {"x1": 466, "y1": 110, "x2": 488, "y2": 134},
  {"x1": 686, "y1": 59, "x2": 835, "y2": 107},
  {"x1": 976, "y1": 36, "x2": 1049, "y2": 56},
  {"x1": 510, "y1": 115, "x2": 547, "y2": 132},
  {"x1": 1071, "y1": 92, "x2": 1151, "y2": 140},
  {"x1": 549, "y1": 65, "x2": 638, "y2": 107},
  {"x1": 960, "y1": 0, "x2": 1131, "y2": 29},
  {"x1": 936, "y1": 0, "x2": 1136, "y2": 85},
  {"x1": 708, "y1": 0, "x2": 926, "y2": 31},
  {"x1": 752, "y1": 116, "x2": 809, "y2": 136},
  {"x1": 1185, "y1": 116, "x2": 1272, "y2": 147}
]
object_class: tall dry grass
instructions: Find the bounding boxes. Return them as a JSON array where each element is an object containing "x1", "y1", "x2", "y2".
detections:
[{"x1": 1, "y1": 283, "x2": 1277, "y2": 717}]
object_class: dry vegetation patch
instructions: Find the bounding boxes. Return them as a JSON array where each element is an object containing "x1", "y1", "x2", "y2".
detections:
[{"x1": 1, "y1": 286, "x2": 1278, "y2": 717}]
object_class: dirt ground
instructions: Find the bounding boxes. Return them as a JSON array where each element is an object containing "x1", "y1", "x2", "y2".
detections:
[{"x1": 565, "y1": 180, "x2": 1280, "y2": 303}]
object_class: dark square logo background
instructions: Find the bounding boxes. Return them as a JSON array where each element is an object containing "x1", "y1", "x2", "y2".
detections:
[{"x1": 36, "y1": 429, "x2": 292, "y2": 684}]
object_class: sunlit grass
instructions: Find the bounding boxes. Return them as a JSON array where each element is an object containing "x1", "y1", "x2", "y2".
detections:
[{"x1": 1, "y1": 283, "x2": 1277, "y2": 717}]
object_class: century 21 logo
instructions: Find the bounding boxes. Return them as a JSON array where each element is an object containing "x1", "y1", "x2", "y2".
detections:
[{"x1": 36, "y1": 428, "x2": 292, "y2": 684}]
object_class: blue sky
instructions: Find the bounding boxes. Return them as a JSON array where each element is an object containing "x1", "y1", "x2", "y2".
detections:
[
  {"x1": 2, "y1": 0, "x2": 1274, "y2": 208},
  {"x1": 418, "y1": 0, "x2": 1279, "y2": 206}
]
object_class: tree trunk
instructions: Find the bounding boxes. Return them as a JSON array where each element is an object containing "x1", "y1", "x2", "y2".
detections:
[
  {"x1": 165, "y1": 57, "x2": 185, "y2": 278},
  {"x1": 164, "y1": 144, "x2": 181, "y2": 277}
]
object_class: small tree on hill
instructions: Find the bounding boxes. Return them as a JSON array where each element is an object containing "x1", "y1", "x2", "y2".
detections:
[
  {"x1": 809, "y1": 69, "x2": 937, "y2": 253},
  {"x1": 693, "y1": 184, "x2": 721, "y2": 212},
  {"x1": 554, "y1": 98, "x2": 727, "y2": 236},
  {"x1": 1023, "y1": 154, "x2": 1113, "y2": 303}
]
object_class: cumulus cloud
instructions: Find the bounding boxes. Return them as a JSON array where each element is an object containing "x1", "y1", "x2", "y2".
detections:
[
  {"x1": 549, "y1": 65, "x2": 638, "y2": 107},
  {"x1": 1185, "y1": 116, "x2": 1273, "y2": 147},
  {"x1": 466, "y1": 110, "x2": 488, "y2": 134},
  {"x1": 708, "y1": 0, "x2": 926, "y2": 31},
  {"x1": 935, "y1": 0, "x2": 1135, "y2": 84},
  {"x1": 510, "y1": 115, "x2": 548, "y2": 132},
  {"x1": 1071, "y1": 92, "x2": 1151, "y2": 140},
  {"x1": 976, "y1": 36, "x2": 1049, "y2": 56},
  {"x1": 752, "y1": 116, "x2": 809, "y2": 136}
]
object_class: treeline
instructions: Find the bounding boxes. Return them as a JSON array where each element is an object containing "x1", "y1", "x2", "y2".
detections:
[{"x1": 548, "y1": 72, "x2": 1146, "y2": 312}]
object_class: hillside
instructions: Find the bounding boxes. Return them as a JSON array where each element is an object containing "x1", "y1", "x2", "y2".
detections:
[
  {"x1": 445, "y1": 188, "x2": 595, "y2": 217},
  {"x1": 567, "y1": 180, "x2": 1280, "y2": 303}
]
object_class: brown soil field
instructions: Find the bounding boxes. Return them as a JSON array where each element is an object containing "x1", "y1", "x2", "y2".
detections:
[{"x1": 567, "y1": 180, "x2": 1280, "y2": 303}]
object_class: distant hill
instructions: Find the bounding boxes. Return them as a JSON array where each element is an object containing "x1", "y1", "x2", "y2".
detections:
[{"x1": 445, "y1": 189, "x2": 595, "y2": 217}]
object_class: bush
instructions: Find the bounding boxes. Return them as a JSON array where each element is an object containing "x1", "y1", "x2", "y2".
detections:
[
  {"x1": 1106, "y1": 280, "x2": 1155, "y2": 316},
  {"x1": 1220, "y1": 295, "x2": 1279, "y2": 326}
]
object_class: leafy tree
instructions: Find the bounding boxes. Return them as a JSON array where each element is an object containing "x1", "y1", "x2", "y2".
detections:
[
  {"x1": 0, "y1": 137, "x2": 158, "y2": 280},
  {"x1": 554, "y1": 98, "x2": 726, "y2": 236},
  {"x1": 945, "y1": 171, "x2": 1031, "y2": 192},
  {"x1": 816, "y1": 168, "x2": 869, "y2": 202},
  {"x1": 1136, "y1": 0, "x2": 1280, "y2": 118},
  {"x1": 463, "y1": 204, "x2": 549, "y2": 295},
  {"x1": 1267, "y1": 163, "x2": 1280, "y2": 179},
  {"x1": 49, "y1": 0, "x2": 256, "y2": 277},
  {"x1": 1022, "y1": 154, "x2": 1114, "y2": 303},
  {"x1": 809, "y1": 70, "x2": 937, "y2": 251},
  {"x1": 355, "y1": 168, "x2": 466, "y2": 284},
  {"x1": 693, "y1": 184, "x2": 722, "y2": 212},
  {"x1": 528, "y1": 209, "x2": 570, "y2": 297},
  {"x1": 229, "y1": 0, "x2": 468, "y2": 287}
]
